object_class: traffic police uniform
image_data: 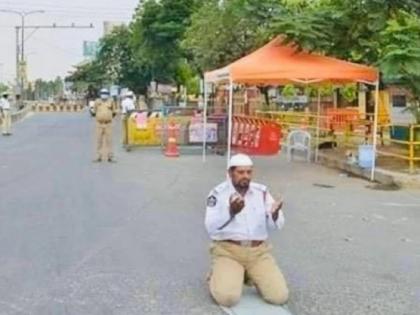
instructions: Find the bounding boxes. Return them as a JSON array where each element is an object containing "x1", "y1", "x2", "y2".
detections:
[
  {"x1": 205, "y1": 154, "x2": 289, "y2": 307},
  {"x1": 94, "y1": 89, "x2": 116, "y2": 162},
  {"x1": 0, "y1": 92, "x2": 12, "y2": 136},
  {"x1": 121, "y1": 91, "x2": 136, "y2": 146}
]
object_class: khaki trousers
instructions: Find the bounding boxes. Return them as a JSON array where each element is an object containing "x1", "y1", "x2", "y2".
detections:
[
  {"x1": 2, "y1": 110, "x2": 11, "y2": 135},
  {"x1": 122, "y1": 116, "x2": 128, "y2": 146},
  {"x1": 209, "y1": 241, "x2": 289, "y2": 307},
  {"x1": 96, "y1": 122, "x2": 113, "y2": 160}
]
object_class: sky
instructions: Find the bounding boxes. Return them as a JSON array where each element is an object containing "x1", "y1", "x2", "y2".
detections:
[{"x1": 0, "y1": 0, "x2": 139, "y2": 83}]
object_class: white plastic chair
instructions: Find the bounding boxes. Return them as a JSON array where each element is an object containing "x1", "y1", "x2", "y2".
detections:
[{"x1": 287, "y1": 130, "x2": 312, "y2": 162}]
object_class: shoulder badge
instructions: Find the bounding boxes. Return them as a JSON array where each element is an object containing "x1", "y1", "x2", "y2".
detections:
[{"x1": 207, "y1": 195, "x2": 217, "y2": 207}]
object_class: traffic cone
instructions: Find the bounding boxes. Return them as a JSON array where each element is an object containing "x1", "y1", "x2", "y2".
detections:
[{"x1": 165, "y1": 136, "x2": 180, "y2": 157}]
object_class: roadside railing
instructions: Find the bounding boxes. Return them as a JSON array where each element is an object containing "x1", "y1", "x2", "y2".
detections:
[
  {"x1": 376, "y1": 124, "x2": 420, "y2": 173},
  {"x1": 255, "y1": 109, "x2": 419, "y2": 173}
]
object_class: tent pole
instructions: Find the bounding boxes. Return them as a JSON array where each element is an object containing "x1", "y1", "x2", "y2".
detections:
[
  {"x1": 370, "y1": 81, "x2": 380, "y2": 181},
  {"x1": 315, "y1": 89, "x2": 321, "y2": 162},
  {"x1": 202, "y1": 80, "x2": 208, "y2": 162},
  {"x1": 227, "y1": 78, "x2": 234, "y2": 167}
]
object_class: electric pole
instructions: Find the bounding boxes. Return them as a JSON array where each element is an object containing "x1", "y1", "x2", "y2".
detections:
[
  {"x1": 16, "y1": 24, "x2": 94, "y2": 99},
  {"x1": 0, "y1": 63, "x2": 3, "y2": 83},
  {"x1": 0, "y1": 9, "x2": 45, "y2": 99},
  {"x1": 0, "y1": 9, "x2": 94, "y2": 100}
]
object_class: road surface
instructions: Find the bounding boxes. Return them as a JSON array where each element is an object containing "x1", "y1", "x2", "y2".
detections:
[{"x1": 0, "y1": 112, "x2": 419, "y2": 315}]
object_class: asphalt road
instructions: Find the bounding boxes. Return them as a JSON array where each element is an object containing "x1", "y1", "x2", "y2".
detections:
[{"x1": 0, "y1": 112, "x2": 419, "y2": 315}]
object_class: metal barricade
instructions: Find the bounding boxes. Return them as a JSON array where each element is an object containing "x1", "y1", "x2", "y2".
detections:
[
  {"x1": 232, "y1": 115, "x2": 282, "y2": 155},
  {"x1": 124, "y1": 110, "x2": 164, "y2": 151},
  {"x1": 124, "y1": 107, "x2": 228, "y2": 155}
]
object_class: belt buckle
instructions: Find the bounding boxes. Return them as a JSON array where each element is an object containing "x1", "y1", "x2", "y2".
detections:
[{"x1": 240, "y1": 240, "x2": 252, "y2": 247}]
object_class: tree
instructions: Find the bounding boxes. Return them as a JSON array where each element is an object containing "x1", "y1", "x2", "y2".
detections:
[
  {"x1": 270, "y1": 0, "x2": 420, "y2": 65},
  {"x1": 183, "y1": 0, "x2": 282, "y2": 72},
  {"x1": 97, "y1": 25, "x2": 151, "y2": 94},
  {"x1": 66, "y1": 25, "x2": 151, "y2": 95},
  {"x1": 0, "y1": 83, "x2": 8, "y2": 95},
  {"x1": 53, "y1": 76, "x2": 64, "y2": 97},
  {"x1": 379, "y1": 11, "x2": 420, "y2": 122},
  {"x1": 32, "y1": 78, "x2": 65, "y2": 100},
  {"x1": 131, "y1": 0, "x2": 200, "y2": 86},
  {"x1": 66, "y1": 60, "x2": 106, "y2": 92}
]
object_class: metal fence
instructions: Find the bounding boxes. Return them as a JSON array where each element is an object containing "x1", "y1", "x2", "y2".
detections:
[
  {"x1": 124, "y1": 107, "x2": 228, "y2": 155},
  {"x1": 256, "y1": 109, "x2": 419, "y2": 173}
]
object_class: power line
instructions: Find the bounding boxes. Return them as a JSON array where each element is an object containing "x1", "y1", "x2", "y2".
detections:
[
  {"x1": 0, "y1": 0, "x2": 137, "y2": 9},
  {"x1": 33, "y1": 37, "x2": 82, "y2": 58},
  {"x1": 0, "y1": 8, "x2": 134, "y2": 20},
  {"x1": 0, "y1": 2, "x2": 137, "y2": 12},
  {"x1": 0, "y1": 9, "x2": 45, "y2": 98}
]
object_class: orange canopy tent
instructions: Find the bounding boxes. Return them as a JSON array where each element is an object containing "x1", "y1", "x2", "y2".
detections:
[
  {"x1": 202, "y1": 37, "x2": 380, "y2": 180},
  {"x1": 204, "y1": 36, "x2": 378, "y2": 85}
]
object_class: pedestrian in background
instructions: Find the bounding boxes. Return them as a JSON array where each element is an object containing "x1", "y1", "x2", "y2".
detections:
[
  {"x1": 121, "y1": 91, "x2": 136, "y2": 147},
  {"x1": 0, "y1": 92, "x2": 12, "y2": 136}
]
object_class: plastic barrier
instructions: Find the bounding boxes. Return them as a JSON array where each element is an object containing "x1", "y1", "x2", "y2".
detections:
[
  {"x1": 126, "y1": 111, "x2": 163, "y2": 150},
  {"x1": 325, "y1": 109, "x2": 359, "y2": 131},
  {"x1": 32, "y1": 102, "x2": 84, "y2": 112},
  {"x1": 164, "y1": 121, "x2": 181, "y2": 157},
  {"x1": 232, "y1": 115, "x2": 282, "y2": 155}
]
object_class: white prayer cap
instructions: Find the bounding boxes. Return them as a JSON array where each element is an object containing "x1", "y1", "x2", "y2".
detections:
[{"x1": 228, "y1": 154, "x2": 253, "y2": 169}]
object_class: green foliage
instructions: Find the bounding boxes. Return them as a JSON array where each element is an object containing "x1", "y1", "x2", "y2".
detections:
[
  {"x1": 33, "y1": 77, "x2": 64, "y2": 100},
  {"x1": 271, "y1": 0, "x2": 420, "y2": 64},
  {"x1": 183, "y1": 0, "x2": 282, "y2": 71},
  {"x1": 318, "y1": 84, "x2": 334, "y2": 97},
  {"x1": 66, "y1": 25, "x2": 151, "y2": 94},
  {"x1": 66, "y1": 60, "x2": 106, "y2": 90},
  {"x1": 0, "y1": 83, "x2": 8, "y2": 94},
  {"x1": 66, "y1": 0, "x2": 420, "y2": 107},
  {"x1": 379, "y1": 11, "x2": 420, "y2": 112},
  {"x1": 303, "y1": 85, "x2": 317, "y2": 98},
  {"x1": 132, "y1": 0, "x2": 199, "y2": 85},
  {"x1": 340, "y1": 84, "x2": 357, "y2": 102},
  {"x1": 281, "y1": 84, "x2": 297, "y2": 100}
]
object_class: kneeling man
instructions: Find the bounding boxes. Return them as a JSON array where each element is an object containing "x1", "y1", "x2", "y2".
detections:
[{"x1": 205, "y1": 154, "x2": 289, "y2": 307}]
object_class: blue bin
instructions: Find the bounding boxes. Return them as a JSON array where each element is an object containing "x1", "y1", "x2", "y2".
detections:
[{"x1": 358, "y1": 145, "x2": 375, "y2": 168}]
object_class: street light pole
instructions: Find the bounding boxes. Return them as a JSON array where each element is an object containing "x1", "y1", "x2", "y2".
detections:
[
  {"x1": 21, "y1": 14, "x2": 25, "y2": 65},
  {"x1": 15, "y1": 26, "x2": 19, "y2": 91},
  {"x1": 0, "y1": 63, "x2": 3, "y2": 83},
  {"x1": 0, "y1": 9, "x2": 44, "y2": 99}
]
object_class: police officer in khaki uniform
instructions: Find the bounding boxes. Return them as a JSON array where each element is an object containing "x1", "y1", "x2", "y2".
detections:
[
  {"x1": 205, "y1": 154, "x2": 289, "y2": 307},
  {"x1": 0, "y1": 91, "x2": 12, "y2": 136},
  {"x1": 93, "y1": 88, "x2": 116, "y2": 163}
]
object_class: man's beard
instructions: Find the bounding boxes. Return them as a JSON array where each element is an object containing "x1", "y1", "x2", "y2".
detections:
[{"x1": 234, "y1": 179, "x2": 250, "y2": 192}]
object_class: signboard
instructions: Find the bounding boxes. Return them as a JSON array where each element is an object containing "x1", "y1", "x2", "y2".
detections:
[
  {"x1": 83, "y1": 41, "x2": 99, "y2": 58},
  {"x1": 278, "y1": 95, "x2": 308, "y2": 104},
  {"x1": 189, "y1": 123, "x2": 218, "y2": 143},
  {"x1": 110, "y1": 85, "x2": 119, "y2": 97}
]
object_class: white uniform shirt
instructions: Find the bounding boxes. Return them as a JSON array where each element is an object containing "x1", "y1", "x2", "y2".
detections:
[
  {"x1": 0, "y1": 98, "x2": 11, "y2": 110},
  {"x1": 205, "y1": 181, "x2": 285, "y2": 241},
  {"x1": 121, "y1": 98, "x2": 135, "y2": 114}
]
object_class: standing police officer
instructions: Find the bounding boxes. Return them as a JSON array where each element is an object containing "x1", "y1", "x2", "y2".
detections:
[
  {"x1": 0, "y1": 91, "x2": 12, "y2": 136},
  {"x1": 205, "y1": 154, "x2": 289, "y2": 307},
  {"x1": 121, "y1": 91, "x2": 136, "y2": 147},
  {"x1": 93, "y1": 88, "x2": 116, "y2": 163}
]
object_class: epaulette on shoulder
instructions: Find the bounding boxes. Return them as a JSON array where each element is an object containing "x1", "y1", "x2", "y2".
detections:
[
  {"x1": 212, "y1": 181, "x2": 229, "y2": 195},
  {"x1": 251, "y1": 182, "x2": 267, "y2": 192}
]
